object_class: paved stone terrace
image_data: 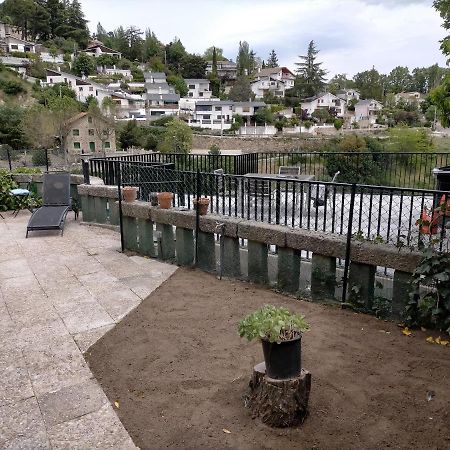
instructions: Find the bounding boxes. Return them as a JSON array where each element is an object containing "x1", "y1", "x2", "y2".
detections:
[{"x1": 0, "y1": 211, "x2": 177, "y2": 449}]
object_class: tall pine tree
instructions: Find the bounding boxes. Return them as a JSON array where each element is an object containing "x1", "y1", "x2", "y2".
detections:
[
  {"x1": 267, "y1": 49, "x2": 278, "y2": 68},
  {"x1": 295, "y1": 40, "x2": 327, "y2": 98},
  {"x1": 209, "y1": 46, "x2": 221, "y2": 97}
]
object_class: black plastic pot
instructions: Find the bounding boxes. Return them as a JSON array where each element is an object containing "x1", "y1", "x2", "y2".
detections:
[{"x1": 261, "y1": 335, "x2": 302, "y2": 380}]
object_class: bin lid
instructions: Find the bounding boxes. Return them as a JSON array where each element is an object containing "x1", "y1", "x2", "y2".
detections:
[{"x1": 432, "y1": 166, "x2": 450, "y2": 175}]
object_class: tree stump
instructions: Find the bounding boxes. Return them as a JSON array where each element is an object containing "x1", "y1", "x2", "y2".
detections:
[{"x1": 246, "y1": 362, "x2": 311, "y2": 428}]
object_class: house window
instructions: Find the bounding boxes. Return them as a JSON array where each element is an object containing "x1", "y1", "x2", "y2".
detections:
[
  {"x1": 199, "y1": 92, "x2": 203, "y2": 97},
  {"x1": 188, "y1": 84, "x2": 195, "y2": 89},
  {"x1": 88, "y1": 116, "x2": 93, "y2": 124},
  {"x1": 104, "y1": 142, "x2": 111, "y2": 149},
  {"x1": 188, "y1": 92, "x2": 193, "y2": 97},
  {"x1": 88, "y1": 129, "x2": 94, "y2": 136},
  {"x1": 202, "y1": 115, "x2": 211, "y2": 119},
  {"x1": 243, "y1": 107, "x2": 250, "y2": 113},
  {"x1": 89, "y1": 86, "x2": 93, "y2": 92},
  {"x1": 215, "y1": 106, "x2": 222, "y2": 111},
  {"x1": 74, "y1": 142, "x2": 81, "y2": 149},
  {"x1": 50, "y1": 78, "x2": 53, "y2": 83},
  {"x1": 11, "y1": 44, "x2": 18, "y2": 50},
  {"x1": 73, "y1": 129, "x2": 79, "y2": 136},
  {"x1": 89, "y1": 142, "x2": 96, "y2": 151}
]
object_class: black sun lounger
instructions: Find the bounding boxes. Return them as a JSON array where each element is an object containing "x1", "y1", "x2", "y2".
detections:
[{"x1": 26, "y1": 172, "x2": 71, "y2": 238}]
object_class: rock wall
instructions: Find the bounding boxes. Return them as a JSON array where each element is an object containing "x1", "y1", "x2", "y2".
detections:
[{"x1": 192, "y1": 135, "x2": 322, "y2": 153}]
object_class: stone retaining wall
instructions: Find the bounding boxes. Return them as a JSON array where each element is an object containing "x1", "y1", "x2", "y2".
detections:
[{"x1": 78, "y1": 182, "x2": 421, "y2": 321}]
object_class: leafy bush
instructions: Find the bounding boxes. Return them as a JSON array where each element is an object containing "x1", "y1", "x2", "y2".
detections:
[
  {"x1": 31, "y1": 149, "x2": 50, "y2": 167},
  {"x1": 157, "y1": 119, "x2": 193, "y2": 154},
  {"x1": 407, "y1": 248, "x2": 450, "y2": 336},
  {"x1": 13, "y1": 167, "x2": 41, "y2": 174},
  {"x1": 0, "y1": 169, "x2": 18, "y2": 211},
  {"x1": 208, "y1": 144, "x2": 221, "y2": 155},
  {"x1": 238, "y1": 305, "x2": 310, "y2": 343},
  {"x1": 334, "y1": 118, "x2": 344, "y2": 130},
  {"x1": 324, "y1": 135, "x2": 382, "y2": 184},
  {"x1": 151, "y1": 115, "x2": 175, "y2": 127},
  {"x1": 0, "y1": 79, "x2": 25, "y2": 95}
]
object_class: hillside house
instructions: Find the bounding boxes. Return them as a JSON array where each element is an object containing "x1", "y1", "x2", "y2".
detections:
[
  {"x1": 205, "y1": 60, "x2": 237, "y2": 80},
  {"x1": 233, "y1": 101, "x2": 266, "y2": 122},
  {"x1": 98, "y1": 66, "x2": 132, "y2": 80},
  {"x1": 2, "y1": 36, "x2": 35, "y2": 54},
  {"x1": 394, "y1": 91, "x2": 425, "y2": 105},
  {"x1": 354, "y1": 99, "x2": 383, "y2": 124},
  {"x1": 45, "y1": 69, "x2": 119, "y2": 109},
  {"x1": 300, "y1": 92, "x2": 345, "y2": 117},
  {"x1": 255, "y1": 67, "x2": 295, "y2": 89},
  {"x1": 84, "y1": 43, "x2": 121, "y2": 58},
  {"x1": 190, "y1": 100, "x2": 233, "y2": 129},
  {"x1": 143, "y1": 72, "x2": 167, "y2": 84},
  {"x1": 336, "y1": 89, "x2": 360, "y2": 105},
  {"x1": 66, "y1": 112, "x2": 116, "y2": 161},
  {"x1": 0, "y1": 56, "x2": 30, "y2": 75},
  {"x1": 185, "y1": 79, "x2": 212, "y2": 99}
]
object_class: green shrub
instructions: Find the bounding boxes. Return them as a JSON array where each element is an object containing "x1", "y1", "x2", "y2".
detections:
[
  {"x1": 208, "y1": 144, "x2": 221, "y2": 155},
  {"x1": 0, "y1": 79, "x2": 25, "y2": 95},
  {"x1": 31, "y1": 149, "x2": 50, "y2": 167},
  {"x1": 238, "y1": 305, "x2": 310, "y2": 343},
  {"x1": 0, "y1": 169, "x2": 18, "y2": 211}
]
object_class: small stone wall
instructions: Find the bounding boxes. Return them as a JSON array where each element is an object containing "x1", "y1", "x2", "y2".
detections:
[{"x1": 77, "y1": 182, "x2": 422, "y2": 321}]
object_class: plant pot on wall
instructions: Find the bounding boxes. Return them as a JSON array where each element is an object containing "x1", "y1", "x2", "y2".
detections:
[
  {"x1": 157, "y1": 192, "x2": 174, "y2": 209},
  {"x1": 194, "y1": 197, "x2": 210, "y2": 215},
  {"x1": 122, "y1": 186, "x2": 138, "y2": 202}
]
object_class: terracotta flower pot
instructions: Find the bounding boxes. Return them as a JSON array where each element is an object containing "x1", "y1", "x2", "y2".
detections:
[
  {"x1": 194, "y1": 197, "x2": 210, "y2": 215},
  {"x1": 122, "y1": 186, "x2": 138, "y2": 202},
  {"x1": 157, "y1": 192, "x2": 174, "y2": 209}
]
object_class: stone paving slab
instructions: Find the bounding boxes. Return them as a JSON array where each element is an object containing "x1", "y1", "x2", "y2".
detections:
[{"x1": 0, "y1": 211, "x2": 177, "y2": 449}]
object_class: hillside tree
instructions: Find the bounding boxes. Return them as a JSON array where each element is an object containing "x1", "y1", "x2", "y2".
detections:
[
  {"x1": 294, "y1": 40, "x2": 327, "y2": 98},
  {"x1": 267, "y1": 50, "x2": 279, "y2": 68}
]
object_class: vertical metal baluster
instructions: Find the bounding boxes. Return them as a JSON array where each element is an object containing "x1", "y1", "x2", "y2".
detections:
[
  {"x1": 268, "y1": 180, "x2": 272, "y2": 223},
  {"x1": 357, "y1": 186, "x2": 363, "y2": 234},
  {"x1": 439, "y1": 193, "x2": 448, "y2": 252},
  {"x1": 367, "y1": 188, "x2": 374, "y2": 239},
  {"x1": 299, "y1": 182, "x2": 304, "y2": 228},
  {"x1": 407, "y1": 189, "x2": 414, "y2": 247},
  {"x1": 340, "y1": 186, "x2": 345, "y2": 235},
  {"x1": 292, "y1": 182, "x2": 296, "y2": 228},
  {"x1": 386, "y1": 190, "x2": 394, "y2": 245},
  {"x1": 284, "y1": 181, "x2": 288, "y2": 226},
  {"x1": 331, "y1": 184, "x2": 336, "y2": 234},
  {"x1": 254, "y1": 179, "x2": 258, "y2": 221},
  {"x1": 397, "y1": 189, "x2": 404, "y2": 245},
  {"x1": 376, "y1": 191, "x2": 383, "y2": 239}
]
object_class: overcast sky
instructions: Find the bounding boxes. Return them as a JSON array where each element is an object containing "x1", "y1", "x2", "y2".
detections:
[{"x1": 79, "y1": 0, "x2": 448, "y2": 78}]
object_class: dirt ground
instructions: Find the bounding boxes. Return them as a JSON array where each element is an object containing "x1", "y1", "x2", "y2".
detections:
[{"x1": 86, "y1": 268, "x2": 450, "y2": 450}]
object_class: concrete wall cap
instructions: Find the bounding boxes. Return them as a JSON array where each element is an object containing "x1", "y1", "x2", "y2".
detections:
[
  {"x1": 238, "y1": 220, "x2": 286, "y2": 246},
  {"x1": 121, "y1": 200, "x2": 151, "y2": 219}
]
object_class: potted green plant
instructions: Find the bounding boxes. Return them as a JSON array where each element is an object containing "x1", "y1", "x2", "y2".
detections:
[{"x1": 238, "y1": 305, "x2": 310, "y2": 380}]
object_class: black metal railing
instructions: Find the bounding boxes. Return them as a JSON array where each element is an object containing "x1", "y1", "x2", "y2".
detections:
[
  {"x1": 89, "y1": 151, "x2": 450, "y2": 190},
  {"x1": 118, "y1": 162, "x2": 450, "y2": 252}
]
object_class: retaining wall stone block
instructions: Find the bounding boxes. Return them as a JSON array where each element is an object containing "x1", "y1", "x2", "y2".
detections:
[{"x1": 238, "y1": 221, "x2": 286, "y2": 246}]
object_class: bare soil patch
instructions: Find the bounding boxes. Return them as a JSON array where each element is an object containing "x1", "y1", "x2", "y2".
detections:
[{"x1": 86, "y1": 268, "x2": 450, "y2": 450}]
